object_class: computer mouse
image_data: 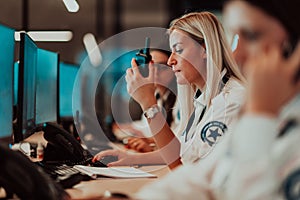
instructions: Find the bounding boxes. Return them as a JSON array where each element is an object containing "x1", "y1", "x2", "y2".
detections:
[
  {"x1": 99, "y1": 155, "x2": 118, "y2": 166},
  {"x1": 90, "y1": 160, "x2": 107, "y2": 168}
]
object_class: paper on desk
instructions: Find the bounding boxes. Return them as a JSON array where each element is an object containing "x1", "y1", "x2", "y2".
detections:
[{"x1": 73, "y1": 165, "x2": 157, "y2": 178}]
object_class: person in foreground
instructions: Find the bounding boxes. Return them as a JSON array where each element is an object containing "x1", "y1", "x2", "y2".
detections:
[
  {"x1": 133, "y1": 0, "x2": 300, "y2": 199},
  {"x1": 93, "y1": 11, "x2": 245, "y2": 169}
]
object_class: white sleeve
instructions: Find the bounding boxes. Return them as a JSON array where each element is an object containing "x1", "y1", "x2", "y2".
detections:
[
  {"x1": 135, "y1": 136, "x2": 229, "y2": 200},
  {"x1": 135, "y1": 163, "x2": 212, "y2": 200},
  {"x1": 224, "y1": 133, "x2": 300, "y2": 200},
  {"x1": 229, "y1": 114, "x2": 278, "y2": 161},
  {"x1": 223, "y1": 114, "x2": 282, "y2": 200}
]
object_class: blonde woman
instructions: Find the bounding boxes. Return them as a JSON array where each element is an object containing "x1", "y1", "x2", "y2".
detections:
[{"x1": 93, "y1": 11, "x2": 245, "y2": 169}]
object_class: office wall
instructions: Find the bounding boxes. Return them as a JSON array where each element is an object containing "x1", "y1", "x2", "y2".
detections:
[{"x1": 0, "y1": 0, "x2": 172, "y2": 64}]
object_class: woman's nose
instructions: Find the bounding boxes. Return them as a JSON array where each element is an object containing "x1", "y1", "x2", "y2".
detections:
[{"x1": 167, "y1": 52, "x2": 176, "y2": 66}]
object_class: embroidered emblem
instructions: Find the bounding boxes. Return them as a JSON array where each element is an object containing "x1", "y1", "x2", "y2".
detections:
[
  {"x1": 201, "y1": 121, "x2": 227, "y2": 146},
  {"x1": 283, "y1": 168, "x2": 300, "y2": 200}
]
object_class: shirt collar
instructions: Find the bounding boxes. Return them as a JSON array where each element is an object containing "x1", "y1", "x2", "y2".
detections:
[{"x1": 193, "y1": 91, "x2": 206, "y2": 108}]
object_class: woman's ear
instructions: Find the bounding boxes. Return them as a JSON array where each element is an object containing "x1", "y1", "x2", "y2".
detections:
[
  {"x1": 202, "y1": 49, "x2": 207, "y2": 59},
  {"x1": 201, "y1": 42, "x2": 207, "y2": 59},
  {"x1": 202, "y1": 42, "x2": 207, "y2": 58}
]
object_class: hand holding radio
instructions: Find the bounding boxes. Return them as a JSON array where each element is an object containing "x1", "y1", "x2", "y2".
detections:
[
  {"x1": 125, "y1": 37, "x2": 157, "y2": 111},
  {"x1": 127, "y1": 58, "x2": 157, "y2": 111},
  {"x1": 135, "y1": 37, "x2": 152, "y2": 77}
]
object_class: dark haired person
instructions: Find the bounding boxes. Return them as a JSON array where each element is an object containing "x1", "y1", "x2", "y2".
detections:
[
  {"x1": 113, "y1": 48, "x2": 178, "y2": 153},
  {"x1": 220, "y1": 0, "x2": 300, "y2": 199}
]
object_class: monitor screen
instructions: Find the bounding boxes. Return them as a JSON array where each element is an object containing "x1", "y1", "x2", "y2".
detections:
[
  {"x1": 0, "y1": 24, "x2": 15, "y2": 142},
  {"x1": 36, "y1": 48, "x2": 59, "y2": 125},
  {"x1": 15, "y1": 32, "x2": 38, "y2": 143},
  {"x1": 59, "y1": 62, "x2": 79, "y2": 118}
]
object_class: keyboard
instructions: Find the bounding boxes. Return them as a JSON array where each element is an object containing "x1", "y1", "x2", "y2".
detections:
[
  {"x1": 35, "y1": 161, "x2": 91, "y2": 189},
  {"x1": 52, "y1": 164, "x2": 80, "y2": 178},
  {"x1": 36, "y1": 154, "x2": 110, "y2": 188}
]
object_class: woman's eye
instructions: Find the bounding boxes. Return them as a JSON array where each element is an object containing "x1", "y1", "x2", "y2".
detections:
[
  {"x1": 243, "y1": 30, "x2": 261, "y2": 41},
  {"x1": 175, "y1": 49, "x2": 183, "y2": 54}
]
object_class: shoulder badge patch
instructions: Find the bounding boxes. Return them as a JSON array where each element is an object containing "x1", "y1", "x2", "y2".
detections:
[
  {"x1": 201, "y1": 121, "x2": 227, "y2": 146},
  {"x1": 283, "y1": 168, "x2": 300, "y2": 200}
]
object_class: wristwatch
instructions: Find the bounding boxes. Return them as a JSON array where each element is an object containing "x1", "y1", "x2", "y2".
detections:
[{"x1": 143, "y1": 105, "x2": 160, "y2": 119}]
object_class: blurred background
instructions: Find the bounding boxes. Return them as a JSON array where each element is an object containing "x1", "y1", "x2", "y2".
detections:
[{"x1": 0, "y1": 0, "x2": 224, "y2": 64}]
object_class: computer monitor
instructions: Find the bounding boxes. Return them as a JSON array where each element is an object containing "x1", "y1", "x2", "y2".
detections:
[
  {"x1": 59, "y1": 62, "x2": 79, "y2": 119},
  {"x1": 35, "y1": 48, "x2": 59, "y2": 125},
  {"x1": 14, "y1": 52, "x2": 59, "y2": 124},
  {"x1": 0, "y1": 24, "x2": 15, "y2": 143},
  {"x1": 15, "y1": 32, "x2": 38, "y2": 143}
]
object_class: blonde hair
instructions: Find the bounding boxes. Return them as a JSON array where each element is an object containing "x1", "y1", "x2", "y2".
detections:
[{"x1": 169, "y1": 11, "x2": 245, "y2": 135}]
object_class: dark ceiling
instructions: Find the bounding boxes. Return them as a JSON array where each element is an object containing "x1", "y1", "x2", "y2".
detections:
[{"x1": 0, "y1": 0, "x2": 223, "y2": 64}]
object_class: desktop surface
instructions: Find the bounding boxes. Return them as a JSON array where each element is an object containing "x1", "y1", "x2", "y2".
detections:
[{"x1": 66, "y1": 165, "x2": 169, "y2": 199}]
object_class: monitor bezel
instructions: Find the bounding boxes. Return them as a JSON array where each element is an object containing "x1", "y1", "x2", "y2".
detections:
[{"x1": 15, "y1": 32, "x2": 37, "y2": 143}]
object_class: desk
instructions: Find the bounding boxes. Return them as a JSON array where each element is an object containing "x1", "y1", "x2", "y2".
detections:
[
  {"x1": 66, "y1": 165, "x2": 169, "y2": 199},
  {"x1": 24, "y1": 131, "x2": 169, "y2": 199}
]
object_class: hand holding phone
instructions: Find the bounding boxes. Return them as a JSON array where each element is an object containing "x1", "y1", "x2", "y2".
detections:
[
  {"x1": 135, "y1": 37, "x2": 152, "y2": 77},
  {"x1": 282, "y1": 38, "x2": 300, "y2": 83}
]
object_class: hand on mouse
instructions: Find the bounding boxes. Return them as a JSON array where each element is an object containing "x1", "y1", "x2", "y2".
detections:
[{"x1": 92, "y1": 149, "x2": 137, "y2": 167}]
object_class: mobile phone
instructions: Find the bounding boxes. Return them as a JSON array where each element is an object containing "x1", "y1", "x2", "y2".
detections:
[
  {"x1": 282, "y1": 37, "x2": 299, "y2": 83},
  {"x1": 135, "y1": 37, "x2": 152, "y2": 77},
  {"x1": 282, "y1": 38, "x2": 297, "y2": 59}
]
